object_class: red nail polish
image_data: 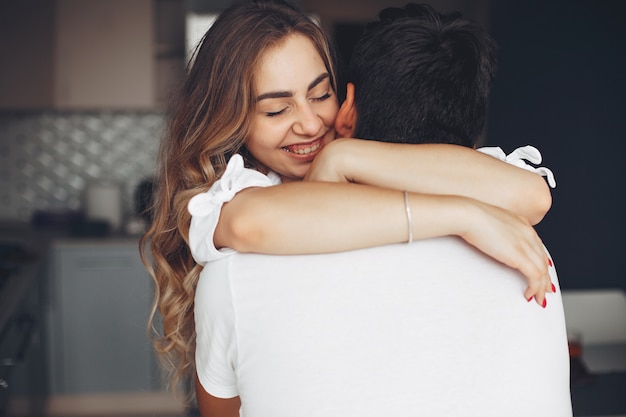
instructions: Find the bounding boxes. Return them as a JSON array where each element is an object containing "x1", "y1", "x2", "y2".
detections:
[
  {"x1": 542, "y1": 298, "x2": 547, "y2": 308},
  {"x1": 527, "y1": 296, "x2": 533, "y2": 302},
  {"x1": 551, "y1": 283, "x2": 556, "y2": 293},
  {"x1": 548, "y1": 258, "x2": 553, "y2": 267}
]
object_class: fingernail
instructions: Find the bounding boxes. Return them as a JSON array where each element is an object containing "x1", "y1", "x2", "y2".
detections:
[
  {"x1": 551, "y1": 283, "x2": 556, "y2": 293},
  {"x1": 542, "y1": 298, "x2": 547, "y2": 308},
  {"x1": 527, "y1": 296, "x2": 533, "y2": 302},
  {"x1": 548, "y1": 258, "x2": 553, "y2": 267}
]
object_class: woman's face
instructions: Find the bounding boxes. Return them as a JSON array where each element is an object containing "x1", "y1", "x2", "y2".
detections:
[{"x1": 246, "y1": 34, "x2": 339, "y2": 182}]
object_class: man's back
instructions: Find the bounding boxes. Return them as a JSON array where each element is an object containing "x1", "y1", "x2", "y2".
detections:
[{"x1": 195, "y1": 237, "x2": 571, "y2": 417}]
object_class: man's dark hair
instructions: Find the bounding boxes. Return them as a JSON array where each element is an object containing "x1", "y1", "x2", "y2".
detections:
[{"x1": 349, "y1": 3, "x2": 497, "y2": 147}]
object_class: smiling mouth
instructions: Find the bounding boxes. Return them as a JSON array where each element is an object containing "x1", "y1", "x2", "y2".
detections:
[{"x1": 282, "y1": 140, "x2": 322, "y2": 155}]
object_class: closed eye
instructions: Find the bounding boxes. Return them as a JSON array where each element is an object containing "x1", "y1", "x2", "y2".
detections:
[
  {"x1": 266, "y1": 108, "x2": 286, "y2": 117},
  {"x1": 311, "y1": 92, "x2": 332, "y2": 102}
]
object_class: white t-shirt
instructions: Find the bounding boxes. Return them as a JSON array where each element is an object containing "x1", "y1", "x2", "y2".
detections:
[{"x1": 190, "y1": 150, "x2": 570, "y2": 417}]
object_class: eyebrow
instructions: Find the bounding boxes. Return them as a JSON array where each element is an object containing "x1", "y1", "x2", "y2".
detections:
[{"x1": 256, "y1": 73, "x2": 330, "y2": 102}]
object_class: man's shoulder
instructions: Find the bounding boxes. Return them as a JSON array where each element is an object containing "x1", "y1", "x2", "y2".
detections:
[{"x1": 225, "y1": 235, "x2": 507, "y2": 280}]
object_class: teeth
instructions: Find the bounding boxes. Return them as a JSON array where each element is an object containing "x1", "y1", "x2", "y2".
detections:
[{"x1": 285, "y1": 141, "x2": 321, "y2": 155}]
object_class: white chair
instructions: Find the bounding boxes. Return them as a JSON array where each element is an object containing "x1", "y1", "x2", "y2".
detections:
[
  {"x1": 561, "y1": 288, "x2": 626, "y2": 374},
  {"x1": 561, "y1": 289, "x2": 626, "y2": 345}
]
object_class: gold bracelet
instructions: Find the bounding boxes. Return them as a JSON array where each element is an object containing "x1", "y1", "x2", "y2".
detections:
[{"x1": 404, "y1": 190, "x2": 413, "y2": 244}]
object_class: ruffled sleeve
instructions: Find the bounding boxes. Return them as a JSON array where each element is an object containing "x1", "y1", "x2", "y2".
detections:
[
  {"x1": 477, "y1": 145, "x2": 557, "y2": 188},
  {"x1": 188, "y1": 154, "x2": 281, "y2": 265}
]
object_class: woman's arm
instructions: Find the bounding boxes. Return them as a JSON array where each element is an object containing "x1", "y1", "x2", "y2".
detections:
[
  {"x1": 195, "y1": 375, "x2": 241, "y2": 417},
  {"x1": 304, "y1": 139, "x2": 552, "y2": 225},
  {"x1": 215, "y1": 181, "x2": 552, "y2": 305}
]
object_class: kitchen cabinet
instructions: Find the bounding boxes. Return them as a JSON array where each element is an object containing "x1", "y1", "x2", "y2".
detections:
[
  {"x1": 0, "y1": 0, "x2": 185, "y2": 110},
  {"x1": 54, "y1": 0, "x2": 155, "y2": 109},
  {"x1": 47, "y1": 239, "x2": 159, "y2": 394},
  {"x1": 0, "y1": 240, "x2": 48, "y2": 416}
]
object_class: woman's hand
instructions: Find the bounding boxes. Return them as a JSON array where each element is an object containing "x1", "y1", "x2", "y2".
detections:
[
  {"x1": 454, "y1": 198, "x2": 554, "y2": 307},
  {"x1": 304, "y1": 138, "x2": 352, "y2": 183}
]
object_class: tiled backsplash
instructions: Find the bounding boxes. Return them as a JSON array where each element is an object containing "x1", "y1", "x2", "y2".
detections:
[{"x1": 0, "y1": 111, "x2": 164, "y2": 222}]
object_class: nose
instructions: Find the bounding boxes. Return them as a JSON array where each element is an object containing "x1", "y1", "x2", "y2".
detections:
[{"x1": 292, "y1": 104, "x2": 322, "y2": 136}]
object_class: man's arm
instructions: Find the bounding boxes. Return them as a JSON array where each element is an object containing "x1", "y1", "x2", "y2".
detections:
[
  {"x1": 196, "y1": 375, "x2": 241, "y2": 417},
  {"x1": 305, "y1": 139, "x2": 552, "y2": 225}
]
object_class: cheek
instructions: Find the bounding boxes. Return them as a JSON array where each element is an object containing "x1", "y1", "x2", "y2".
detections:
[
  {"x1": 246, "y1": 121, "x2": 269, "y2": 154},
  {"x1": 321, "y1": 101, "x2": 339, "y2": 125},
  {"x1": 247, "y1": 118, "x2": 286, "y2": 151}
]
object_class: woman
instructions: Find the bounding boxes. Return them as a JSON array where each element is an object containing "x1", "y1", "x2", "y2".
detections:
[{"x1": 140, "y1": 0, "x2": 553, "y2": 411}]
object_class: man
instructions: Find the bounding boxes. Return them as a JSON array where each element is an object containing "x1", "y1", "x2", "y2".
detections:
[{"x1": 195, "y1": 4, "x2": 571, "y2": 416}]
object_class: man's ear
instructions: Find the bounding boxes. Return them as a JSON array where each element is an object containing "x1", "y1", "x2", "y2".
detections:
[{"x1": 335, "y1": 83, "x2": 358, "y2": 138}]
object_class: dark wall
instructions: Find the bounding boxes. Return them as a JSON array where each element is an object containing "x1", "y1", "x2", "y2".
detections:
[{"x1": 486, "y1": 0, "x2": 626, "y2": 290}]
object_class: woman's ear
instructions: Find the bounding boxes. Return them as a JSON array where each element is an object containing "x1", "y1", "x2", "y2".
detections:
[{"x1": 335, "y1": 83, "x2": 358, "y2": 138}]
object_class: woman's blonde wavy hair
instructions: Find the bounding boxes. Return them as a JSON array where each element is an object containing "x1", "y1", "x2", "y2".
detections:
[{"x1": 139, "y1": 0, "x2": 338, "y2": 405}]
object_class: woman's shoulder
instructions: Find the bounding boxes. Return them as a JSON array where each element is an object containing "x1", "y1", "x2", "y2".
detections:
[
  {"x1": 187, "y1": 154, "x2": 281, "y2": 265},
  {"x1": 188, "y1": 154, "x2": 281, "y2": 217}
]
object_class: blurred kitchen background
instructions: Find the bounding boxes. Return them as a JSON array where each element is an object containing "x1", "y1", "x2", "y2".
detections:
[{"x1": 0, "y1": 0, "x2": 624, "y2": 416}]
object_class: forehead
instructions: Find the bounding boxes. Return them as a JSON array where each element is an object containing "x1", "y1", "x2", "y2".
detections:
[{"x1": 254, "y1": 34, "x2": 327, "y2": 93}]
